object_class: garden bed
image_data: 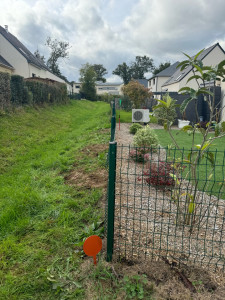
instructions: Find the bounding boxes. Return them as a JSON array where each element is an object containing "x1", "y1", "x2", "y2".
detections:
[{"x1": 113, "y1": 123, "x2": 225, "y2": 270}]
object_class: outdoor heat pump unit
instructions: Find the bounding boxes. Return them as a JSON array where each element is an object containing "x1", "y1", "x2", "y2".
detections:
[{"x1": 132, "y1": 109, "x2": 150, "y2": 123}]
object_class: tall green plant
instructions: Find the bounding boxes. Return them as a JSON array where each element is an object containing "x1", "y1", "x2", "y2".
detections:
[
  {"x1": 156, "y1": 51, "x2": 225, "y2": 230},
  {"x1": 153, "y1": 93, "x2": 179, "y2": 126}
]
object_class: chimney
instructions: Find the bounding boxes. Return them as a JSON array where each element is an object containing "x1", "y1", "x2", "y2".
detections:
[{"x1": 4, "y1": 25, "x2": 8, "y2": 33}]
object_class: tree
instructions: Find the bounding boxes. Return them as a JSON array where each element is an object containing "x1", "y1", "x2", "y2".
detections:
[
  {"x1": 152, "y1": 62, "x2": 171, "y2": 76},
  {"x1": 46, "y1": 37, "x2": 70, "y2": 79},
  {"x1": 112, "y1": 62, "x2": 132, "y2": 84},
  {"x1": 131, "y1": 56, "x2": 154, "y2": 79},
  {"x1": 34, "y1": 49, "x2": 45, "y2": 63},
  {"x1": 113, "y1": 56, "x2": 154, "y2": 84},
  {"x1": 122, "y1": 80, "x2": 152, "y2": 108},
  {"x1": 79, "y1": 63, "x2": 97, "y2": 101},
  {"x1": 92, "y1": 64, "x2": 107, "y2": 82}
]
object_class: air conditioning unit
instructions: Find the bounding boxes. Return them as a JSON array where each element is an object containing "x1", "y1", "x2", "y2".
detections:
[{"x1": 132, "y1": 109, "x2": 150, "y2": 123}]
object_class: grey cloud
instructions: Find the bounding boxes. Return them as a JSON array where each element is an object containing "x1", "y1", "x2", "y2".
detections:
[{"x1": 2, "y1": 0, "x2": 225, "y2": 82}]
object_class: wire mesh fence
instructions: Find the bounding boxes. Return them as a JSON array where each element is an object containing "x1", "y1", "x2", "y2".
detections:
[{"x1": 108, "y1": 144, "x2": 225, "y2": 270}]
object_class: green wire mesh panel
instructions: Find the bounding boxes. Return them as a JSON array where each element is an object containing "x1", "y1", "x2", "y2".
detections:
[{"x1": 113, "y1": 145, "x2": 225, "y2": 270}]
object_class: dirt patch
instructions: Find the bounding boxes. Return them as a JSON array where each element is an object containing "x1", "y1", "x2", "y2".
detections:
[
  {"x1": 64, "y1": 143, "x2": 108, "y2": 189},
  {"x1": 65, "y1": 168, "x2": 107, "y2": 189},
  {"x1": 80, "y1": 249, "x2": 225, "y2": 300}
]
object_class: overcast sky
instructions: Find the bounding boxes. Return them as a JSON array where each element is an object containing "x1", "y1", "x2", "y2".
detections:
[{"x1": 1, "y1": 0, "x2": 225, "y2": 82}]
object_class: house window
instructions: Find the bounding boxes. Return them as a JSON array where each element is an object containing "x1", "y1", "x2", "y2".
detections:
[
  {"x1": 32, "y1": 73, "x2": 36, "y2": 77},
  {"x1": 75, "y1": 85, "x2": 80, "y2": 88},
  {"x1": 153, "y1": 79, "x2": 155, "y2": 85},
  {"x1": 149, "y1": 80, "x2": 151, "y2": 86}
]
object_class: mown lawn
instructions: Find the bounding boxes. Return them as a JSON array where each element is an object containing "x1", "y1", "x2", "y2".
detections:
[
  {"x1": 155, "y1": 128, "x2": 225, "y2": 199},
  {"x1": 0, "y1": 100, "x2": 111, "y2": 299}
]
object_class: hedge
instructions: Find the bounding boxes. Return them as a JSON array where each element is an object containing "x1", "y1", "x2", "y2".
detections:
[
  {"x1": 0, "y1": 72, "x2": 11, "y2": 110},
  {"x1": 25, "y1": 78, "x2": 67, "y2": 104},
  {"x1": 11, "y1": 75, "x2": 32, "y2": 104},
  {"x1": 0, "y1": 73, "x2": 68, "y2": 111}
]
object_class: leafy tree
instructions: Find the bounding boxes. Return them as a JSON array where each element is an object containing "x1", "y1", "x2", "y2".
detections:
[
  {"x1": 131, "y1": 56, "x2": 154, "y2": 79},
  {"x1": 113, "y1": 56, "x2": 154, "y2": 84},
  {"x1": 92, "y1": 64, "x2": 107, "y2": 82},
  {"x1": 152, "y1": 62, "x2": 171, "y2": 76},
  {"x1": 34, "y1": 49, "x2": 45, "y2": 63},
  {"x1": 122, "y1": 80, "x2": 152, "y2": 108},
  {"x1": 46, "y1": 37, "x2": 70, "y2": 80},
  {"x1": 112, "y1": 62, "x2": 132, "y2": 84},
  {"x1": 79, "y1": 63, "x2": 97, "y2": 101}
]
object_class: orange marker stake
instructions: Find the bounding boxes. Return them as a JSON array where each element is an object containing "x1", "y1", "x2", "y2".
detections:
[{"x1": 83, "y1": 235, "x2": 102, "y2": 265}]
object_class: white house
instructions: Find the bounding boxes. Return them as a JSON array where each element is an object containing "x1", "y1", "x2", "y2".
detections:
[
  {"x1": 71, "y1": 82, "x2": 81, "y2": 94},
  {"x1": 0, "y1": 25, "x2": 71, "y2": 92},
  {"x1": 96, "y1": 82, "x2": 123, "y2": 95},
  {"x1": 0, "y1": 54, "x2": 14, "y2": 74},
  {"x1": 148, "y1": 62, "x2": 180, "y2": 94},
  {"x1": 161, "y1": 43, "x2": 225, "y2": 121},
  {"x1": 72, "y1": 81, "x2": 123, "y2": 96},
  {"x1": 162, "y1": 43, "x2": 225, "y2": 93}
]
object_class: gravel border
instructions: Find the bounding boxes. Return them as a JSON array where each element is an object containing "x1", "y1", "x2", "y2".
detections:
[{"x1": 113, "y1": 123, "x2": 225, "y2": 270}]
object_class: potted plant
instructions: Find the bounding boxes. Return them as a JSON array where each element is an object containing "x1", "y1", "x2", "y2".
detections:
[{"x1": 178, "y1": 111, "x2": 190, "y2": 128}]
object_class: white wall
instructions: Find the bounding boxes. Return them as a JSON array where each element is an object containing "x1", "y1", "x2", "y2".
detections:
[
  {"x1": 0, "y1": 34, "x2": 68, "y2": 89},
  {"x1": 149, "y1": 76, "x2": 171, "y2": 92},
  {"x1": 0, "y1": 34, "x2": 29, "y2": 77},
  {"x1": 220, "y1": 81, "x2": 225, "y2": 122},
  {"x1": 96, "y1": 84, "x2": 123, "y2": 95},
  {"x1": 0, "y1": 65, "x2": 13, "y2": 74},
  {"x1": 162, "y1": 81, "x2": 180, "y2": 92}
]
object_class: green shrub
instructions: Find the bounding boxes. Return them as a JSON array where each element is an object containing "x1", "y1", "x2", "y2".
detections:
[
  {"x1": 153, "y1": 93, "x2": 178, "y2": 125},
  {"x1": 11, "y1": 75, "x2": 31, "y2": 105},
  {"x1": 221, "y1": 121, "x2": 225, "y2": 132},
  {"x1": 0, "y1": 72, "x2": 11, "y2": 110},
  {"x1": 133, "y1": 125, "x2": 159, "y2": 148},
  {"x1": 129, "y1": 123, "x2": 143, "y2": 134},
  {"x1": 25, "y1": 79, "x2": 67, "y2": 104}
]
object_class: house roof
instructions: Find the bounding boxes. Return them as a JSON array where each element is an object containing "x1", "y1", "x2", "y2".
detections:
[
  {"x1": 150, "y1": 61, "x2": 180, "y2": 79},
  {"x1": 162, "y1": 43, "x2": 224, "y2": 87},
  {"x1": 0, "y1": 55, "x2": 14, "y2": 69},
  {"x1": 135, "y1": 78, "x2": 148, "y2": 87},
  {"x1": 0, "y1": 25, "x2": 48, "y2": 71}
]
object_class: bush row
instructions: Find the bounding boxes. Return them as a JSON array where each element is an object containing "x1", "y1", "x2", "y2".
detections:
[
  {"x1": 0, "y1": 72, "x2": 68, "y2": 110},
  {"x1": 0, "y1": 72, "x2": 11, "y2": 111}
]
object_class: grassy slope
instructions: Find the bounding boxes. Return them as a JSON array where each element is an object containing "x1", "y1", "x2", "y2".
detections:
[{"x1": 0, "y1": 100, "x2": 111, "y2": 299}]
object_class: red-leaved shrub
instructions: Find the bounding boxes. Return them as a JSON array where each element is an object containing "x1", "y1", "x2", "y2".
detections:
[{"x1": 143, "y1": 161, "x2": 176, "y2": 187}]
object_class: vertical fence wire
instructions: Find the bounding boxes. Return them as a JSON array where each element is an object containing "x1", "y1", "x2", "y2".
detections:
[{"x1": 113, "y1": 145, "x2": 225, "y2": 270}]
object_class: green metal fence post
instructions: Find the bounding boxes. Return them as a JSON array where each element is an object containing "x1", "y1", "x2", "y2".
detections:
[
  {"x1": 112, "y1": 99, "x2": 116, "y2": 116},
  {"x1": 110, "y1": 115, "x2": 116, "y2": 142},
  {"x1": 106, "y1": 141, "x2": 117, "y2": 262}
]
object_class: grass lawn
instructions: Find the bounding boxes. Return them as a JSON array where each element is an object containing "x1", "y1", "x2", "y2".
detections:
[
  {"x1": 155, "y1": 129, "x2": 225, "y2": 199},
  {"x1": 1, "y1": 104, "x2": 224, "y2": 299},
  {"x1": 0, "y1": 100, "x2": 112, "y2": 299}
]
